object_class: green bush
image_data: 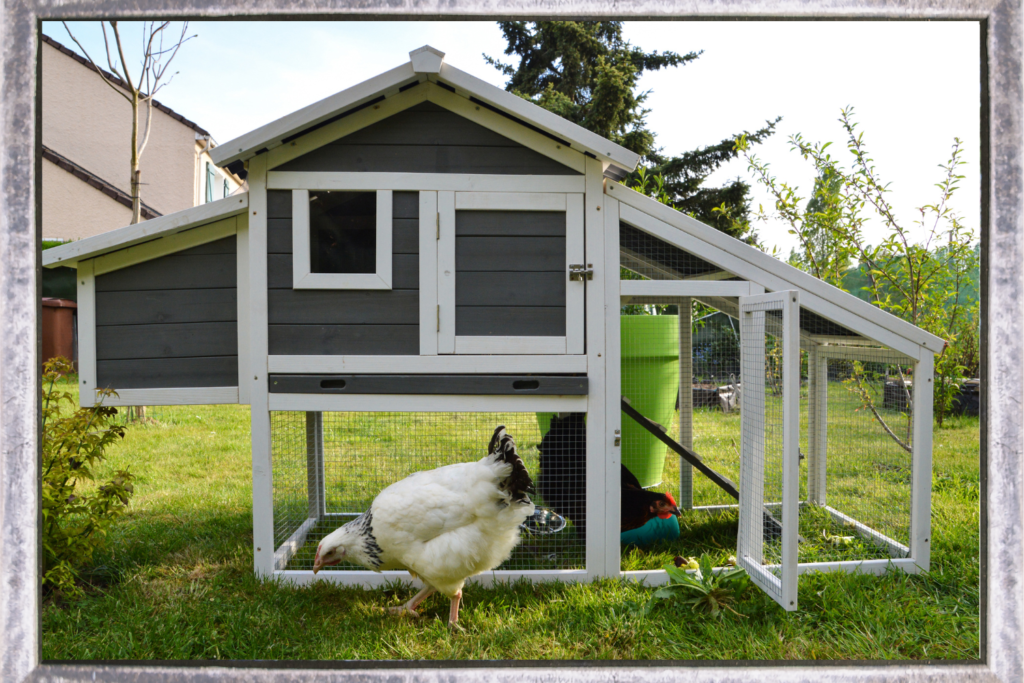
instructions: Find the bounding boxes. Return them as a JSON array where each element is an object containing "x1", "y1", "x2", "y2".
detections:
[{"x1": 41, "y1": 357, "x2": 132, "y2": 596}]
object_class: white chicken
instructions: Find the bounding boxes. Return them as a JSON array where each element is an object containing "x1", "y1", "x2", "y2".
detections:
[{"x1": 312, "y1": 425, "x2": 535, "y2": 626}]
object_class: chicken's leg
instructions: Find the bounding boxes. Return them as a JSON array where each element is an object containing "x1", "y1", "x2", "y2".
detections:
[
  {"x1": 389, "y1": 585, "x2": 435, "y2": 618},
  {"x1": 448, "y1": 589, "x2": 462, "y2": 627}
]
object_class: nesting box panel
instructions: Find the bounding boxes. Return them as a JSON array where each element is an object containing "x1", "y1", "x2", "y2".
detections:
[
  {"x1": 455, "y1": 210, "x2": 567, "y2": 337},
  {"x1": 266, "y1": 190, "x2": 420, "y2": 355},
  {"x1": 275, "y1": 102, "x2": 581, "y2": 176},
  {"x1": 94, "y1": 237, "x2": 238, "y2": 389}
]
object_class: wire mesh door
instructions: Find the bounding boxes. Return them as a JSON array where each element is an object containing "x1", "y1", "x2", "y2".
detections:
[{"x1": 737, "y1": 291, "x2": 800, "y2": 611}]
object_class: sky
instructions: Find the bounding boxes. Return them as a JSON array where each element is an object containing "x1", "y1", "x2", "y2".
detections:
[{"x1": 43, "y1": 20, "x2": 981, "y2": 256}]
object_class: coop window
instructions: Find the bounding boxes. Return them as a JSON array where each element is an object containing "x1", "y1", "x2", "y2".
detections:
[{"x1": 291, "y1": 189, "x2": 393, "y2": 290}]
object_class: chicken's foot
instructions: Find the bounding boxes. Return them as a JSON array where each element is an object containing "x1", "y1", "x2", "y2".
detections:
[
  {"x1": 389, "y1": 585, "x2": 435, "y2": 618},
  {"x1": 448, "y1": 589, "x2": 463, "y2": 628}
]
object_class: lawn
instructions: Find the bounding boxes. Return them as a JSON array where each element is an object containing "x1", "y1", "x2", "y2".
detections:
[{"x1": 42, "y1": 377, "x2": 980, "y2": 661}]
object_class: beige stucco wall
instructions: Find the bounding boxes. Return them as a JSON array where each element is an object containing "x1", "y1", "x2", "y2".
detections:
[
  {"x1": 42, "y1": 157, "x2": 133, "y2": 240},
  {"x1": 42, "y1": 39, "x2": 220, "y2": 226}
]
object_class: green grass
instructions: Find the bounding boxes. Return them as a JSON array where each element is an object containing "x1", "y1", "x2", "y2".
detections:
[{"x1": 42, "y1": 377, "x2": 980, "y2": 661}]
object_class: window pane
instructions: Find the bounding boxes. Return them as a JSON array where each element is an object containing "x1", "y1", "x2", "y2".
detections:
[
  {"x1": 309, "y1": 191, "x2": 376, "y2": 274},
  {"x1": 206, "y1": 163, "x2": 214, "y2": 203}
]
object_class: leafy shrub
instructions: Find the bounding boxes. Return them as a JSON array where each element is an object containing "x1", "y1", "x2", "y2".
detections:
[
  {"x1": 647, "y1": 554, "x2": 751, "y2": 619},
  {"x1": 41, "y1": 357, "x2": 132, "y2": 596}
]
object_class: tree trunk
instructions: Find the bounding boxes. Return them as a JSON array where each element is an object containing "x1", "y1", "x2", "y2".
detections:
[{"x1": 130, "y1": 91, "x2": 141, "y2": 225}]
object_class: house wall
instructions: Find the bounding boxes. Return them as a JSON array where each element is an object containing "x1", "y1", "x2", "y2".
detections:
[
  {"x1": 266, "y1": 190, "x2": 420, "y2": 355},
  {"x1": 42, "y1": 157, "x2": 133, "y2": 239},
  {"x1": 42, "y1": 40, "x2": 199, "y2": 218},
  {"x1": 276, "y1": 102, "x2": 581, "y2": 175},
  {"x1": 93, "y1": 236, "x2": 239, "y2": 389}
]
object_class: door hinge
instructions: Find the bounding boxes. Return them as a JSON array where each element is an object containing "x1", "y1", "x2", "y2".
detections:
[
  {"x1": 437, "y1": 304, "x2": 440, "y2": 332},
  {"x1": 436, "y1": 213, "x2": 440, "y2": 240},
  {"x1": 569, "y1": 263, "x2": 594, "y2": 281},
  {"x1": 613, "y1": 429, "x2": 621, "y2": 447}
]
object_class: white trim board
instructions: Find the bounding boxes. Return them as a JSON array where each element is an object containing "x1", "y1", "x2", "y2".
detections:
[
  {"x1": 267, "y1": 355, "x2": 587, "y2": 374},
  {"x1": 92, "y1": 215, "x2": 238, "y2": 276},
  {"x1": 453, "y1": 336, "x2": 567, "y2": 355},
  {"x1": 76, "y1": 260, "x2": 97, "y2": 408},
  {"x1": 619, "y1": 279, "x2": 759, "y2": 298},
  {"x1": 267, "y1": 172, "x2": 585, "y2": 194},
  {"x1": 290, "y1": 189, "x2": 393, "y2": 290},
  {"x1": 274, "y1": 569, "x2": 589, "y2": 588},
  {"x1": 43, "y1": 194, "x2": 249, "y2": 268},
  {"x1": 268, "y1": 393, "x2": 588, "y2": 413},
  {"x1": 608, "y1": 181, "x2": 943, "y2": 356},
  {"x1": 94, "y1": 387, "x2": 239, "y2": 407}
]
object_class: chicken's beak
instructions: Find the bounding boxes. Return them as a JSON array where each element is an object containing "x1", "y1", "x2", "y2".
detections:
[{"x1": 313, "y1": 549, "x2": 323, "y2": 575}]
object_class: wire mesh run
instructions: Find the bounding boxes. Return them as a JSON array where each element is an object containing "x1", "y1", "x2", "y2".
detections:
[
  {"x1": 271, "y1": 411, "x2": 586, "y2": 573},
  {"x1": 801, "y1": 347, "x2": 914, "y2": 561}
]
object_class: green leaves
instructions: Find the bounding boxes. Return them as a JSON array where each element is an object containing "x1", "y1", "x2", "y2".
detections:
[
  {"x1": 647, "y1": 554, "x2": 751, "y2": 619},
  {"x1": 42, "y1": 357, "x2": 134, "y2": 597}
]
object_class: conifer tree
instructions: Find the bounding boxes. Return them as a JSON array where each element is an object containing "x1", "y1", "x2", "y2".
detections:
[{"x1": 486, "y1": 21, "x2": 778, "y2": 240}]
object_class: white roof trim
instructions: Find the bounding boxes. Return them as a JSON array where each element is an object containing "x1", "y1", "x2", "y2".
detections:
[
  {"x1": 607, "y1": 180, "x2": 945, "y2": 355},
  {"x1": 43, "y1": 193, "x2": 249, "y2": 268},
  {"x1": 209, "y1": 46, "x2": 640, "y2": 174}
]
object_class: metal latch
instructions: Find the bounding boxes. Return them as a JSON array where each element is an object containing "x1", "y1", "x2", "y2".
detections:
[
  {"x1": 613, "y1": 429, "x2": 621, "y2": 446},
  {"x1": 569, "y1": 263, "x2": 594, "y2": 281}
]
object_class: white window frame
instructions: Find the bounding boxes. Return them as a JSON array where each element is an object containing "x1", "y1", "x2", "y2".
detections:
[
  {"x1": 291, "y1": 188, "x2": 393, "y2": 290},
  {"x1": 436, "y1": 190, "x2": 585, "y2": 356}
]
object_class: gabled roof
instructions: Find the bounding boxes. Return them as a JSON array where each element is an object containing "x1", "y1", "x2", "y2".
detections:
[
  {"x1": 209, "y1": 46, "x2": 640, "y2": 178},
  {"x1": 42, "y1": 193, "x2": 248, "y2": 268}
]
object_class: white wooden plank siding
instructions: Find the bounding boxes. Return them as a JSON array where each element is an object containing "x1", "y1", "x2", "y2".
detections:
[
  {"x1": 100, "y1": 387, "x2": 239, "y2": 406},
  {"x1": 453, "y1": 336, "x2": 566, "y2": 355}
]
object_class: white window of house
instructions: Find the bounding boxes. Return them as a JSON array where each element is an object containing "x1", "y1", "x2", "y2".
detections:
[{"x1": 291, "y1": 189, "x2": 392, "y2": 290}]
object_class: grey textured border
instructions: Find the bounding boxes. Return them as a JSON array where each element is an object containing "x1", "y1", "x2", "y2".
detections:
[{"x1": 1, "y1": 1, "x2": 1017, "y2": 682}]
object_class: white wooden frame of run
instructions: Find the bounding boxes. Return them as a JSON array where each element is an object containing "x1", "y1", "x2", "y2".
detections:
[
  {"x1": 737, "y1": 290, "x2": 801, "y2": 612},
  {"x1": 290, "y1": 189, "x2": 393, "y2": 290},
  {"x1": 603, "y1": 195, "x2": 931, "y2": 592}
]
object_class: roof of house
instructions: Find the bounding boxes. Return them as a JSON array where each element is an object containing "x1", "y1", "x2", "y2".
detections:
[
  {"x1": 42, "y1": 145, "x2": 162, "y2": 220},
  {"x1": 209, "y1": 45, "x2": 641, "y2": 179},
  {"x1": 42, "y1": 193, "x2": 248, "y2": 268},
  {"x1": 42, "y1": 34, "x2": 212, "y2": 138}
]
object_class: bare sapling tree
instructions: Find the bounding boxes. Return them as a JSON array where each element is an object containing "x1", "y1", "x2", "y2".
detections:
[
  {"x1": 63, "y1": 22, "x2": 195, "y2": 423},
  {"x1": 63, "y1": 21, "x2": 195, "y2": 224}
]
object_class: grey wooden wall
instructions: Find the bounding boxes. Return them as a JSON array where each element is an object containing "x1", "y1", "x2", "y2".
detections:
[
  {"x1": 455, "y1": 210, "x2": 566, "y2": 336},
  {"x1": 276, "y1": 102, "x2": 581, "y2": 176},
  {"x1": 267, "y1": 190, "x2": 420, "y2": 355},
  {"x1": 94, "y1": 237, "x2": 239, "y2": 389}
]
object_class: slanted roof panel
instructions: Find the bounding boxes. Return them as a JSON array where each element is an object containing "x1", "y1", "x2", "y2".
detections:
[{"x1": 43, "y1": 194, "x2": 248, "y2": 268}]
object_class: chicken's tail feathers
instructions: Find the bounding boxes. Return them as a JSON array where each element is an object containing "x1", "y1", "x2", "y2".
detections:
[{"x1": 488, "y1": 426, "x2": 534, "y2": 504}]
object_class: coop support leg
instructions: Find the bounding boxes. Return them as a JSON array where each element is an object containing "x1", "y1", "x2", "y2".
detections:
[
  {"x1": 678, "y1": 297, "x2": 693, "y2": 509},
  {"x1": 910, "y1": 352, "x2": 933, "y2": 572},
  {"x1": 306, "y1": 411, "x2": 325, "y2": 521},
  {"x1": 807, "y1": 347, "x2": 829, "y2": 505}
]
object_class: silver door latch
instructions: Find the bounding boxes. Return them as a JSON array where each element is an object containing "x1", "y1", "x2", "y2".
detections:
[
  {"x1": 613, "y1": 429, "x2": 621, "y2": 446},
  {"x1": 569, "y1": 264, "x2": 594, "y2": 281}
]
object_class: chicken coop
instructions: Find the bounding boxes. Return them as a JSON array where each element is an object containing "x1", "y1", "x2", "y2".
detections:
[{"x1": 44, "y1": 45, "x2": 941, "y2": 612}]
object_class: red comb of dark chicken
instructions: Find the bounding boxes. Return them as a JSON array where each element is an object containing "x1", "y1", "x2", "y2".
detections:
[{"x1": 620, "y1": 465, "x2": 681, "y2": 532}]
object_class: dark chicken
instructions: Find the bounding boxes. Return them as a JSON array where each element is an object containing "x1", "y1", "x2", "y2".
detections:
[{"x1": 537, "y1": 413, "x2": 680, "y2": 539}]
